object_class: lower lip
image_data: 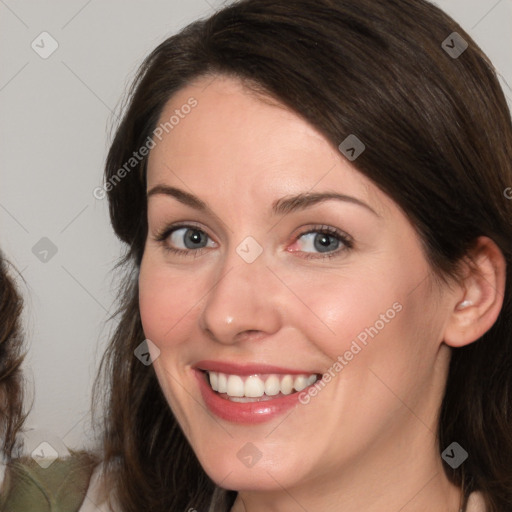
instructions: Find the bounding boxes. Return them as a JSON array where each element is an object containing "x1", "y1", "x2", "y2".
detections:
[{"x1": 194, "y1": 370, "x2": 305, "y2": 424}]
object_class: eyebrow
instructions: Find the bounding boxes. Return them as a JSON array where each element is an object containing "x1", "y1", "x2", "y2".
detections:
[
  {"x1": 272, "y1": 191, "x2": 379, "y2": 217},
  {"x1": 147, "y1": 185, "x2": 379, "y2": 217}
]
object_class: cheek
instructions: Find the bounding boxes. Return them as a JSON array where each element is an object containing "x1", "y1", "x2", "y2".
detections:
[
  {"x1": 138, "y1": 257, "x2": 197, "y2": 347},
  {"x1": 138, "y1": 257, "x2": 203, "y2": 429},
  {"x1": 282, "y1": 266, "x2": 406, "y2": 361}
]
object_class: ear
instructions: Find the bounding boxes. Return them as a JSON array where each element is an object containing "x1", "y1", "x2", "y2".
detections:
[{"x1": 443, "y1": 236, "x2": 506, "y2": 348}]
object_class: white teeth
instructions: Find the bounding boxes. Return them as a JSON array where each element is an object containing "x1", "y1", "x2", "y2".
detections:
[
  {"x1": 293, "y1": 375, "x2": 308, "y2": 392},
  {"x1": 209, "y1": 372, "x2": 219, "y2": 392},
  {"x1": 307, "y1": 374, "x2": 317, "y2": 386},
  {"x1": 264, "y1": 375, "x2": 280, "y2": 396},
  {"x1": 226, "y1": 375, "x2": 244, "y2": 397},
  {"x1": 217, "y1": 373, "x2": 227, "y2": 393},
  {"x1": 206, "y1": 371, "x2": 318, "y2": 398},
  {"x1": 280, "y1": 375, "x2": 294, "y2": 395},
  {"x1": 245, "y1": 375, "x2": 266, "y2": 397}
]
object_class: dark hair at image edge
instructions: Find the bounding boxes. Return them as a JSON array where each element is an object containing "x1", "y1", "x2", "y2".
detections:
[
  {"x1": 94, "y1": 0, "x2": 512, "y2": 510},
  {"x1": 0, "y1": 253, "x2": 26, "y2": 458}
]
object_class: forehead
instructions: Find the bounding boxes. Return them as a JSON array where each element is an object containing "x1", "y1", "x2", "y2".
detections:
[{"x1": 146, "y1": 75, "x2": 389, "y2": 217}]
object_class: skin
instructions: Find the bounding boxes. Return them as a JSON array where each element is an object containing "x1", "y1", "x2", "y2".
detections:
[{"x1": 139, "y1": 75, "x2": 505, "y2": 512}]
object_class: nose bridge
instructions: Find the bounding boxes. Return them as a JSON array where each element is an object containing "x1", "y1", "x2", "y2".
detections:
[{"x1": 199, "y1": 240, "x2": 281, "y2": 343}]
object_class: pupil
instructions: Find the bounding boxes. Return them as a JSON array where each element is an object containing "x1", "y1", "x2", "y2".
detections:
[
  {"x1": 186, "y1": 229, "x2": 205, "y2": 248},
  {"x1": 314, "y1": 233, "x2": 338, "y2": 253}
]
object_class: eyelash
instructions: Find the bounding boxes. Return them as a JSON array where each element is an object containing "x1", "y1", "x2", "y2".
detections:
[
  {"x1": 153, "y1": 223, "x2": 354, "y2": 260},
  {"x1": 290, "y1": 225, "x2": 354, "y2": 260}
]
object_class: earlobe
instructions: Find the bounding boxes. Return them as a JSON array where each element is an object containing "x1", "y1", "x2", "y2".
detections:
[{"x1": 443, "y1": 236, "x2": 506, "y2": 348}]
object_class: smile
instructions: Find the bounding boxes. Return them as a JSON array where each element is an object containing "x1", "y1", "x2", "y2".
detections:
[
  {"x1": 194, "y1": 362, "x2": 323, "y2": 423},
  {"x1": 206, "y1": 371, "x2": 319, "y2": 402}
]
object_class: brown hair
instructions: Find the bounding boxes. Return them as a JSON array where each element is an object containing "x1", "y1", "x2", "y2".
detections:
[
  {"x1": 0, "y1": 253, "x2": 26, "y2": 458},
  {"x1": 96, "y1": 0, "x2": 512, "y2": 510}
]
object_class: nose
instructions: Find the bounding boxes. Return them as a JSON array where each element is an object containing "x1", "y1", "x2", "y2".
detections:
[{"x1": 198, "y1": 248, "x2": 282, "y2": 345}]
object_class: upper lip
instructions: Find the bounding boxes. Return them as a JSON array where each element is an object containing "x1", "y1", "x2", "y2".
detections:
[{"x1": 194, "y1": 360, "x2": 320, "y2": 376}]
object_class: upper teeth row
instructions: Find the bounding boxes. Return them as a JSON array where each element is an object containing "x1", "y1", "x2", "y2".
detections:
[{"x1": 208, "y1": 371, "x2": 318, "y2": 398}]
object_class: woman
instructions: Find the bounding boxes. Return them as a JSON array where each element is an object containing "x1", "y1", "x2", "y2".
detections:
[
  {"x1": 90, "y1": 0, "x2": 512, "y2": 510},
  {"x1": 0, "y1": 254, "x2": 25, "y2": 476},
  {"x1": 0, "y1": 256, "x2": 98, "y2": 511}
]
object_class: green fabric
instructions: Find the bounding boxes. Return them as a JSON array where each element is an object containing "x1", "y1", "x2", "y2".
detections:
[{"x1": 0, "y1": 453, "x2": 96, "y2": 512}]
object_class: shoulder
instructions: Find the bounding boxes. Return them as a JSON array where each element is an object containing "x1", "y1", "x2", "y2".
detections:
[
  {"x1": 0, "y1": 451, "x2": 97, "y2": 512},
  {"x1": 78, "y1": 462, "x2": 119, "y2": 512},
  {"x1": 466, "y1": 490, "x2": 486, "y2": 512}
]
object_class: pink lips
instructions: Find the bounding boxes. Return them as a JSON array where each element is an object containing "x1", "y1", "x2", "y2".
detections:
[
  {"x1": 194, "y1": 360, "x2": 319, "y2": 424},
  {"x1": 195, "y1": 360, "x2": 315, "y2": 376}
]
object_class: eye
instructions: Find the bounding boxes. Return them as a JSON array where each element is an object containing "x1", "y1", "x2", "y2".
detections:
[
  {"x1": 289, "y1": 226, "x2": 353, "y2": 258},
  {"x1": 155, "y1": 224, "x2": 216, "y2": 255},
  {"x1": 169, "y1": 227, "x2": 210, "y2": 250},
  {"x1": 298, "y1": 232, "x2": 340, "y2": 253}
]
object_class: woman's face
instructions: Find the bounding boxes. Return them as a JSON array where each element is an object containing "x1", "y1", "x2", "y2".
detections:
[{"x1": 139, "y1": 75, "x2": 455, "y2": 493}]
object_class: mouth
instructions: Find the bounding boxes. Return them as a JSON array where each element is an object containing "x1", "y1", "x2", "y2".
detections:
[
  {"x1": 202, "y1": 370, "x2": 321, "y2": 403},
  {"x1": 193, "y1": 362, "x2": 323, "y2": 423}
]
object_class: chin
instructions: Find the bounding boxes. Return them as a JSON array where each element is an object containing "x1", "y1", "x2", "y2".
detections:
[{"x1": 193, "y1": 442, "x2": 310, "y2": 492}]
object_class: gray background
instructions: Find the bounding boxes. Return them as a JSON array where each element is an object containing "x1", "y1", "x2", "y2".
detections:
[{"x1": 1, "y1": 0, "x2": 511, "y2": 453}]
